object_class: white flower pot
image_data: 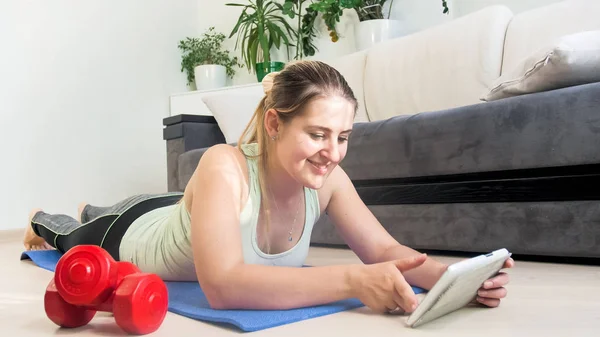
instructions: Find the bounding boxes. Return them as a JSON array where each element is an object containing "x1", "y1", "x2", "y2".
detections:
[
  {"x1": 354, "y1": 19, "x2": 404, "y2": 51},
  {"x1": 194, "y1": 64, "x2": 227, "y2": 91}
]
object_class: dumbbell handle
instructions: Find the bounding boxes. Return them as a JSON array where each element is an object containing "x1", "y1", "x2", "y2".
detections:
[
  {"x1": 97, "y1": 261, "x2": 140, "y2": 312},
  {"x1": 96, "y1": 293, "x2": 116, "y2": 312}
]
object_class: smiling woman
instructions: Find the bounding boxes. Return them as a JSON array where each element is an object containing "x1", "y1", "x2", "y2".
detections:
[{"x1": 23, "y1": 60, "x2": 513, "y2": 314}]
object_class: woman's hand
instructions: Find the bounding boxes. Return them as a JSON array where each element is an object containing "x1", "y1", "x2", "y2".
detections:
[
  {"x1": 348, "y1": 254, "x2": 428, "y2": 314},
  {"x1": 476, "y1": 258, "x2": 515, "y2": 307}
]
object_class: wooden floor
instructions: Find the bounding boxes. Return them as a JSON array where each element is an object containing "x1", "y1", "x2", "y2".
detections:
[{"x1": 3, "y1": 229, "x2": 599, "y2": 336}]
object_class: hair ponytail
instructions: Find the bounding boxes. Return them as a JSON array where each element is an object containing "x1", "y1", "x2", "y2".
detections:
[{"x1": 237, "y1": 94, "x2": 274, "y2": 252}]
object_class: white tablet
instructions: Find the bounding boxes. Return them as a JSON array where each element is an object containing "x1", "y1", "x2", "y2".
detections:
[{"x1": 406, "y1": 248, "x2": 512, "y2": 328}]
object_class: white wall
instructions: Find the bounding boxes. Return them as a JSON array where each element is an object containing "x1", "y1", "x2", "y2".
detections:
[
  {"x1": 388, "y1": 0, "x2": 456, "y2": 35},
  {"x1": 452, "y1": 0, "x2": 564, "y2": 17},
  {"x1": 1, "y1": 0, "x2": 200, "y2": 230}
]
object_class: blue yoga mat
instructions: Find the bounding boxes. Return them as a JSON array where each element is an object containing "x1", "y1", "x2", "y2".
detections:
[{"x1": 21, "y1": 250, "x2": 425, "y2": 332}]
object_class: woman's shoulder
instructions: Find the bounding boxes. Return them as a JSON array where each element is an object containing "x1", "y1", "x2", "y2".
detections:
[
  {"x1": 183, "y1": 145, "x2": 246, "y2": 192},
  {"x1": 316, "y1": 165, "x2": 352, "y2": 214},
  {"x1": 203, "y1": 143, "x2": 242, "y2": 156},
  {"x1": 185, "y1": 143, "x2": 251, "y2": 204},
  {"x1": 197, "y1": 143, "x2": 249, "y2": 173}
]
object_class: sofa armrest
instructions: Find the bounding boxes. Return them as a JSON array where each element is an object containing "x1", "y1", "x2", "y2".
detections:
[{"x1": 163, "y1": 114, "x2": 226, "y2": 191}]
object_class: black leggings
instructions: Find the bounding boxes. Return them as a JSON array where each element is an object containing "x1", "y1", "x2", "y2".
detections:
[{"x1": 30, "y1": 193, "x2": 183, "y2": 260}]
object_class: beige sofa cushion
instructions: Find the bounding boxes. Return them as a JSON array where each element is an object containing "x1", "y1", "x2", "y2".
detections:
[
  {"x1": 482, "y1": 30, "x2": 600, "y2": 101},
  {"x1": 362, "y1": 5, "x2": 513, "y2": 121},
  {"x1": 502, "y1": 0, "x2": 600, "y2": 74},
  {"x1": 321, "y1": 50, "x2": 370, "y2": 123},
  {"x1": 202, "y1": 84, "x2": 264, "y2": 144}
]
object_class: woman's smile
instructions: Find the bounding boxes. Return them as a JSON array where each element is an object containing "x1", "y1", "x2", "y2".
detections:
[{"x1": 307, "y1": 159, "x2": 329, "y2": 175}]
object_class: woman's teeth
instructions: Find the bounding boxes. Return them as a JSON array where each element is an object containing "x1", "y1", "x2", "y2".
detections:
[{"x1": 309, "y1": 160, "x2": 328, "y2": 173}]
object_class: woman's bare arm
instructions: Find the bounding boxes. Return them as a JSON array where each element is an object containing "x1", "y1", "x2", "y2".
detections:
[{"x1": 321, "y1": 166, "x2": 448, "y2": 290}]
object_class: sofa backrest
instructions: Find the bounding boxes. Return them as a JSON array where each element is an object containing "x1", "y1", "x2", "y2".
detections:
[
  {"x1": 501, "y1": 0, "x2": 600, "y2": 74},
  {"x1": 361, "y1": 5, "x2": 513, "y2": 121}
]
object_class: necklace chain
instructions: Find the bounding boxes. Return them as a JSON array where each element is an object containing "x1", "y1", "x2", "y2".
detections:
[{"x1": 268, "y1": 185, "x2": 302, "y2": 242}]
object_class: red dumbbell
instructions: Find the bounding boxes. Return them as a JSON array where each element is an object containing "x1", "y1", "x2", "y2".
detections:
[{"x1": 44, "y1": 245, "x2": 169, "y2": 335}]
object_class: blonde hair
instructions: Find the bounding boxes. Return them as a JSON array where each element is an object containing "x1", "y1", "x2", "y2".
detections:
[{"x1": 236, "y1": 60, "x2": 358, "y2": 251}]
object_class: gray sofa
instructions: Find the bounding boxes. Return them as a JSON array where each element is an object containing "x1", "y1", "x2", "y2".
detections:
[{"x1": 165, "y1": 81, "x2": 600, "y2": 260}]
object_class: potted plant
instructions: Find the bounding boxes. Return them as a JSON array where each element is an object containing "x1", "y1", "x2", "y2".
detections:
[
  {"x1": 303, "y1": 0, "x2": 450, "y2": 51},
  {"x1": 226, "y1": 0, "x2": 296, "y2": 82},
  {"x1": 353, "y1": 0, "x2": 450, "y2": 50},
  {"x1": 178, "y1": 27, "x2": 240, "y2": 90},
  {"x1": 353, "y1": 0, "x2": 401, "y2": 51},
  {"x1": 282, "y1": 0, "x2": 319, "y2": 59}
]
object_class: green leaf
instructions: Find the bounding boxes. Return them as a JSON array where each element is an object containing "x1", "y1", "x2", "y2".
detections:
[
  {"x1": 269, "y1": 18, "x2": 293, "y2": 44},
  {"x1": 228, "y1": 9, "x2": 248, "y2": 38}
]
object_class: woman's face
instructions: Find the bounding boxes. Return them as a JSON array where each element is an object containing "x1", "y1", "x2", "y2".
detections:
[{"x1": 272, "y1": 95, "x2": 355, "y2": 190}]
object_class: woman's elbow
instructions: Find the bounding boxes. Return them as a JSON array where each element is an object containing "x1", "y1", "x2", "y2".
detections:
[
  {"x1": 205, "y1": 293, "x2": 228, "y2": 310},
  {"x1": 193, "y1": 260, "x2": 244, "y2": 309},
  {"x1": 200, "y1": 277, "x2": 235, "y2": 310}
]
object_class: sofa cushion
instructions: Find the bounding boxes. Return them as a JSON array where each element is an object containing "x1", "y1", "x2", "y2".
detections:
[
  {"x1": 362, "y1": 5, "x2": 513, "y2": 121},
  {"x1": 501, "y1": 0, "x2": 600, "y2": 74},
  {"x1": 201, "y1": 84, "x2": 264, "y2": 144},
  {"x1": 482, "y1": 30, "x2": 600, "y2": 101},
  {"x1": 321, "y1": 50, "x2": 370, "y2": 123},
  {"x1": 339, "y1": 82, "x2": 600, "y2": 182}
]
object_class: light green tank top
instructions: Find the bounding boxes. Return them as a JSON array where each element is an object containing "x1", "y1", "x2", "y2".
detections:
[{"x1": 119, "y1": 143, "x2": 321, "y2": 281}]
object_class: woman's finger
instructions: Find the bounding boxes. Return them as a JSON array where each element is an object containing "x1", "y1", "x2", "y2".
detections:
[
  {"x1": 388, "y1": 289, "x2": 414, "y2": 315},
  {"x1": 385, "y1": 293, "x2": 404, "y2": 314},
  {"x1": 393, "y1": 274, "x2": 418, "y2": 312},
  {"x1": 482, "y1": 272, "x2": 510, "y2": 289},
  {"x1": 478, "y1": 287, "x2": 507, "y2": 299},
  {"x1": 503, "y1": 258, "x2": 515, "y2": 269},
  {"x1": 476, "y1": 297, "x2": 501, "y2": 307}
]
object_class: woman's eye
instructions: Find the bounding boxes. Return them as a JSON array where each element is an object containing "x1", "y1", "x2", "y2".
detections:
[
  {"x1": 338, "y1": 137, "x2": 348, "y2": 143},
  {"x1": 310, "y1": 133, "x2": 324, "y2": 139}
]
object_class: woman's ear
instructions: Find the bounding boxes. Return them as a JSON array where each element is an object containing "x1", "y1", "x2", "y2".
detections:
[{"x1": 264, "y1": 108, "x2": 280, "y2": 139}]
